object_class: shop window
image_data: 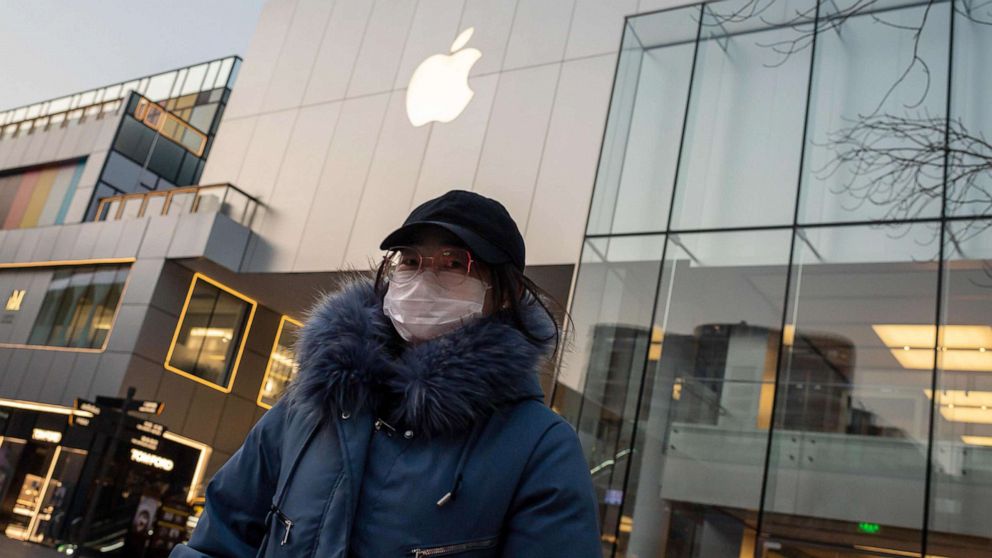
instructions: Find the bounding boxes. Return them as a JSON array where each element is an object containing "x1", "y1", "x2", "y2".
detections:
[
  {"x1": 27, "y1": 263, "x2": 130, "y2": 350},
  {"x1": 257, "y1": 316, "x2": 302, "y2": 409},
  {"x1": 165, "y1": 274, "x2": 256, "y2": 392}
]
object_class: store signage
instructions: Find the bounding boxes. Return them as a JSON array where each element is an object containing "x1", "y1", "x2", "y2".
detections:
[
  {"x1": 406, "y1": 27, "x2": 481, "y2": 127},
  {"x1": 5, "y1": 289, "x2": 25, "y2": 311},
  {"x1": 78, "y1": 401, "x2": 101, "y2": 416},
  {"x1": 95, "y1": 395, "x2": 165, "y2": 415},
  {"x1": 130, "y1": 448, "x2": 174, "y2": 471},
  {"x1": 137, "y1": 420, "x2": 165, "y2": 437},
  {"x1": 131, "y1": 435, "x2": 160, "y2": 451},
  {"x1": 32, "y1": 428, "x2": 62, "y2": 443}
]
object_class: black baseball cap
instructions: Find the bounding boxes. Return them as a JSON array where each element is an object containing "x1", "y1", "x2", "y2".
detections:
[{"x1": 380, "y1": 190, "x2": 526, "y2": 271}]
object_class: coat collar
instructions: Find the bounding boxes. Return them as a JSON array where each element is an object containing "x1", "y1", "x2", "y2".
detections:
[{"x1": 286, "y1": 278, "x2": 555, "y2": 438}]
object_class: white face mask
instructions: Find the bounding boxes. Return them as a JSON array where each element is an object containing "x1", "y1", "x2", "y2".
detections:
[{"x1": 383, "y1": 271, "x2": 489, "y2": 343}]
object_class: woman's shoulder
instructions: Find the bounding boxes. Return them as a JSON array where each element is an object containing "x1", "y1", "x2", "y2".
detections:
[{"x1": 488, "y1": 398, "x2": 577, "y2": 448}]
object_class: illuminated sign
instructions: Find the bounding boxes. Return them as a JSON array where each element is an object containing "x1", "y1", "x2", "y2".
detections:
[
  {"x1": 857, "y1": 522, "x2": 881, "y2": 534},
  {"x1": 131, "y1": 435, "x2": 160, "y2": 451},
  {"x1": 137, "y1": 420, "x2": 165, "y2": 437},
  {"x1": 406, "y1": 28, "x2": 481, "y2": 127},
  {"x1": 32, "y1": 428, "x2": 62, "y2": 443},
  {"x1": 130, "y1": 448, "x2": 174, "y2": 471},
  {"x1": 137, "y1": 400, "x2": 165, "y2": 414},
  {"x1": 5, "y1": 289, "x2": 25, "y2": 311}
]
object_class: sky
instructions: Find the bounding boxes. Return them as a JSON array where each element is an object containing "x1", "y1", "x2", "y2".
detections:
[{"x1": 0, "y1": 0, "x2": 267, "y2": 111}]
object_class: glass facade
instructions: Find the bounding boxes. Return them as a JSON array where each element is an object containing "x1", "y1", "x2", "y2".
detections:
[
  {"x1": 165, "y1": 274, "x2": 256, "y2": 392},
  {"x1": 554, "y1": 0, "x2": 992, "y2": 556},
  {"x1": 257, "y1": 316, "x2": 301, "y2": 409},
  {"x1": 26, "y1": 263, "x2": 130, "y2": 350},
  {"x1": 0, "y1": 57, "x2": 239, "y2": 143},
  {"x1": 85, "y1": 58, "x2": 241, "y2": 221}
]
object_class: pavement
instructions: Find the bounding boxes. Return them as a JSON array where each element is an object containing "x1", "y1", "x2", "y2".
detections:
[{"x1": 0, "y1": 536, "x2": 63, "y2": 557}]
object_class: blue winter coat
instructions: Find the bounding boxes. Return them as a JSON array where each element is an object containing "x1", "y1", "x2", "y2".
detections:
[{"x1": 170, "y1": 280, "x2": 601, "y2": 558}]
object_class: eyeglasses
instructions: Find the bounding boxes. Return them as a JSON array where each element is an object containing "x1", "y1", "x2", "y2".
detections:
[{"x1": 383, "y1": 246, "x2": 476, "y2": 289}]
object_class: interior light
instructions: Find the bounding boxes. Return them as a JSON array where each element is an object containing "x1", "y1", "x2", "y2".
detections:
[
  {"x1": 924, "y1": 389, "x2": 992, "y2": 408},
  {"x1": 940, "y1": 406, "x2": 992, "y2": 424},
  {"x1": 961, "y1": 435, "x2": 992, "y2": 446},
  {"x1": 875, "y1": 325, "x2": 992, "y2": 372},
  {"x1": 189, "y1": 327, "x2": 234, "y2": 340}
]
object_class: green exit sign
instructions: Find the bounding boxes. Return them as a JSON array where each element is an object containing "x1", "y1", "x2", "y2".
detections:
[{"x1": 858, "y1": 522, "x2": 881, "y2": 534}]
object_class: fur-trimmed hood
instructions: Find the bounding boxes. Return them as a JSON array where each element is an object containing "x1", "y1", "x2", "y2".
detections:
[{"x1": 285, "y1": 278, "x2": 556, "y2": 438}]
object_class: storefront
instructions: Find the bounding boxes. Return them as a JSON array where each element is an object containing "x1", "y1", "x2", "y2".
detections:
[{"x1": 0, "y1": 397, "x2": 207, "y2": 556}]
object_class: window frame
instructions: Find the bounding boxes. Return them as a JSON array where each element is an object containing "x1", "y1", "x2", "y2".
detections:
[
  {"x1": 256, "y1": 315, "x2": 303, "y2": 410},
  {"x1": 164, "y1": 272, "x2": 257, "y2": 393},
  {"x1": 0, "y1": 258, "x2": 134, "y2": 353}
]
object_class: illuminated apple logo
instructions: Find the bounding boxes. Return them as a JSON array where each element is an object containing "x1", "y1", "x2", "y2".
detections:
[{"x1": 406, "y1": 27, "x2": 482, "y2": 127}]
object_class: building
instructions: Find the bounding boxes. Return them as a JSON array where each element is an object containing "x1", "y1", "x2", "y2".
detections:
[
  {"x1": 552, "y1": 1, "x2": 992, "y2": 557},
  {"x1": 0, "y1": 0, "x2": 988, "y2": 556}
]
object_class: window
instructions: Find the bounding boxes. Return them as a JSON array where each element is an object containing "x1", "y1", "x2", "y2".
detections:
[
  {"x1": 257, "y1": 316, "x2": 302, "y2": 409},
  {"x1": 165, "y1": 274, "x2": 256, "y2": 392},
  {"x1": 27, "y1": 263, "x2": 130, "y2": 350},
  {"x1": 558, "y1": 0, "x2": 991, "y2": 555}
]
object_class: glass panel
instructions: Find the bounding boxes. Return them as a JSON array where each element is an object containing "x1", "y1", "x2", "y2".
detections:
[
  {"x1": 167, "y1": 191, "x2": 196, "y2": 216},
  {"x1": 947, "y1": 1, "x2": 992, "y2": 218},
  {"x1": 259, "y1": 319, "x2": 302, "y2": 408},
  {"x1": 26, "y1": 265, "x2": 128, "y2": 348},
  {"x1": 202, "y1": 61, "x2": 221, "y2": 93},
  {"x1": 180, "y1": 64, "x2": 208, "y2": 95},
  {"x1": 215, "y1": 58, "x2": 235, "y2": 89},
  {"x1": 145, "y1": 73, "x2": 175, "y2": 102},
  {"x1": 188, "y1": 104, "x2": 217, "y2": 134},
  {"x1": 670, "y1": 0, "x2": 814, "y2": 230},
  {"x1": 147, "y1": 139, "x2": 185, "y2": 183},
  {"x1": 166, "y1": 277, "x2": 252, "y2": 389},
  {"x1": 551, "y1": 234, "x2": 665, "y2": 552},
  {"x1": 220, "y1": 188, "x2": 251, "y2": 225},
  {"x1": 119, "y1": 197, "x2": 144, "y2": 219},
  {"x1": 85, "y1": 267, "x2": 128, "y2": 349},
  {"x1": 170, "y1": 69, "x2": 189, "y2": 99},
  {"x1": 143, "y1": 193, "x2": 167, "y2": 217},
  {"x1": 798, "y1": 1, "x2": 951, "y2": 224},
  {"x1": 927, "y1": 219, "x2": 992, "y2": 556},
  {"x1": 613, "y1": 229, "x2": 791, "y2": 557},
  {"x1": 27, "y1": 270, "x2": 71, "y2": 345},
  {"x1": 193, "y1": 187, "x2": 223, "y2": 214},
  {"x1": 586, "y1": 24, "x2": 659, "y2": 236},
  {"x1": 31, "y1": 448, "x2": 87, "y2": 544},
  {"x1": 762, "y1": 223, "x2": 940, "y2": 556}
]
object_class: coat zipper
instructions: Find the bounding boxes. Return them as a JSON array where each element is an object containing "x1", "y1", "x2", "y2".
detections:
[
  {"x1": 270, "y1": 506, "x2": 294, "y2": 546},
  {"x1": 409, "y1": 538, "x2": 497, "y2": 557}
]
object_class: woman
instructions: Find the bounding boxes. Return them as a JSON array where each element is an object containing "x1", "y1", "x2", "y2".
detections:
[{"x1": 171, "y1": 190, "x2": 600, "y2": 557}]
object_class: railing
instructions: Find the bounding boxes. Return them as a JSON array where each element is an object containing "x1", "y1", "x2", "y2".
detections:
[
  {"x1": 94, "y1": 183, "x2": 260, "y2": 227},
  {"x1": 0, "y1": 98, "x2": 124, "y2": 141},
  {"x1": 0, "y1": 56, "x2": 239, "y2": 131}
]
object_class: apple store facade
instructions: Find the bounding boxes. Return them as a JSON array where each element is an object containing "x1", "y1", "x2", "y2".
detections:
[{"x1": 550, "y1": 0, "x2": 992, "y2": 556}]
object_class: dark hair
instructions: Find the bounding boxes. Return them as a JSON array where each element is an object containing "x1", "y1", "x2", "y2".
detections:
[{"x1": 372, "y1": 257, "x2": 566, "y2": 357}]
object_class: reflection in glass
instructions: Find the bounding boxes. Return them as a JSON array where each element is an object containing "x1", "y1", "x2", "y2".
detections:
[
  {"x1": 258, "y1": 317, "x2": 301, "y2": 408},
  {"x1": 799, "y1": 1, "x2": 951, "y2": 224},
  {"x1": 553, "y1": 235, "x2": 665, "y2": 552},
  {"x1": 948, "y1": 2, "x2": 992, "y2": 218},
  {"x1": 928, "y1": 220, "x2": 992, "y2": 556},
  {"x1": 763, "y1": 223, "x2": 940, "y2": 556},
  {"x1": 166, "y1": 275, "x2": 255, "y2": 390},
  {"x1": 26, "y1": 264, "x2": 130, "y2": 349},
  {"x1": 671, "y1": 0, "x2": 813, "y2": 230},
  {"x1": 619, "y1": 230, "x2": 791, "y2": 557}
]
